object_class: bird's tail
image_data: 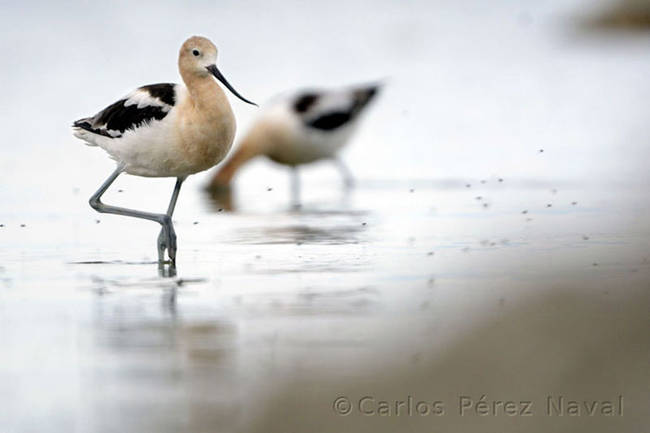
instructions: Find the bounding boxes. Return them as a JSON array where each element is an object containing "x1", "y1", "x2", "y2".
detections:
[
  {"x1": 352, "y1": 84, "x2": 381, "y2": 114},
  {"x1": 72, "y1": 118, "x2": 100, "y2": 146}
]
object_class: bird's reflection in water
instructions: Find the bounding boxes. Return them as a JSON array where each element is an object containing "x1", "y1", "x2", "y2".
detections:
[
  {"x1": 239, "y1": 222, "x2": 366, "y2": 246},
  {"x1": 89, "y1": 263, "x2": 207, "y2": 317},
  {"x1": 158, "y1": 263, "x2": 177, "y2": 315},
  {"x1": 88, "y1": 294, "x2": 239, "y2": 432},
  {"x1": 204, "y1": 180, "x2": 366, "y2": 246},
  {"x1": 221, "y1": 206, "x2": 369, "y2": 245}
]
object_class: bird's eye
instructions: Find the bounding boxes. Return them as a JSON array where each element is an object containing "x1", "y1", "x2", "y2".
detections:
[{"x1": 192, "y1": 49, "x2": 200, "y2": 56}]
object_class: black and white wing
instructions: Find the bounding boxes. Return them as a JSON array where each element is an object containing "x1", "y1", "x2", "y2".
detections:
[
  {"x1": 292, "y1": 85, "x2": 379, "y2": 132},
  {"x1": 73, "y1": 83, "x2": 177, "y2": 138}
]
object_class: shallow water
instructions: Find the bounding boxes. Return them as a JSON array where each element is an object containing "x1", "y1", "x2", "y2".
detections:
[{"x1": 1, "y1": 176, "x2": 649, "y2": 432}]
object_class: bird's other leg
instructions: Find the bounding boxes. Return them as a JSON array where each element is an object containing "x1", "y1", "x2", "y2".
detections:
[
  {"x1": 290, "y1": 166, "x2": 301, "y2": 209},
  {"x1": 89, "y1": 164, "x2": 125, "y2": 210},
  {"x1": 89, "y1": 165, "x2": 177, "y2": 264},
  {"x1": 157, "y1": 176, "x2": 186, "y2": 264},
  {"x1": 335, "y1": 158, "x2": 355, "y2": 189}
]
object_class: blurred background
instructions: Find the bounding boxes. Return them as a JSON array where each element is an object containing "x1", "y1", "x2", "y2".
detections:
[{"x1": 0, "y1": 0, "x2": 648, "y2": 432}]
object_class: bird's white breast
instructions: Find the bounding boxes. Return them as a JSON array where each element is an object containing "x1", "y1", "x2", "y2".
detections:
[{"x1": 98, "y1": 85, "x2": 236, "y2": 177}]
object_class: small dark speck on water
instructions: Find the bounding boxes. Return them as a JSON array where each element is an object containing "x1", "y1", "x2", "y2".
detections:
[
  {"x1": 267, "y1": 187, "x2": 273, "y2": 192},
  {"x1": 193, "y1": 221, "x2": 199, "y2": 225},
  {"x1": 361, "y1": 222, "x2": 367, "y2": 226},
  {"x1": 571, "y1": 201, "x2": 578, "y2": 205},
  {"x1": 546, "y1": 204, "x2": 552, "y2": 208},
  {"x1": 482, "y1": 203, "x2": 490, "y2": 208},
  {"x1": 522, "y1": 210, "x2": 528, "y2": 214},
  {"x1": 539, "y1": 149, "x2": 544, "y2": 153},
  {"x1": 0, "y1": 224, "x2": 4, "y2": 228},
  {"x1": 465, "y1": 184, "x2": 471, "y2": 188},
  {"x1": 427, "y1": 251, "x2": 434, "y2": 256},
  {"x1": 582, "y1": 235, "x2": 590, "y2": 240},
  {"x1": 218, "y1": 208, "x2": 223, "y2": 212},
  {"x1": 409, "y1": 188, "x2": 414, "y2": 193},
  {"x1": 95, "y1": 220, "x2": 100, "y2": 224},
  {"x1": 296, "y1": 242, "x2": 303, "y2": 246},
  {"x1": 475, "y1": 196, "x2": 482, "y2": 200},
  {"x1": 20, "y1": 224, "x2": 26, "y2": 227},
  {"x1": 118, "y1": 189, "x2": 124, "y2": 193},
  {"x1": 592, "y1": 262, "x2": 599, "y2": 266},
  {"x1": 498, "y1": 178, "x2": 504, "y2": 182}
]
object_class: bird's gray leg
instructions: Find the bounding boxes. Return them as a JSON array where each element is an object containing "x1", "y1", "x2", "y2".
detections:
[
  {"x1": 335, "y1": 158, "x2": 354, "y2": 188},
  {"x1": 157, "y1": 177, "x2": 186, "y2": 263},
  {"x1": 290, "y1": 166, "x2": 301, "y2": 209},
  {"x1": 89, "y1": 165, "x2": 180, "y2": 264}
]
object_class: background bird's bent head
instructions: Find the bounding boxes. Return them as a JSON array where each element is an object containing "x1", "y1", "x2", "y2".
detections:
[{"x1": 178, "y1": 35, "x2": 256, "y2": 106}]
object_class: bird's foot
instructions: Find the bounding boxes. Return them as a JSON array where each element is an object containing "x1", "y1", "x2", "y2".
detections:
[{"x1": 157, "y1": 217, "x2": 177, "y2": 264}]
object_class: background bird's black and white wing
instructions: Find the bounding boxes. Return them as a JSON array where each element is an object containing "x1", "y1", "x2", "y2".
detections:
[
  {"x1": 73, "y1": 83, "x2": 177, "y2": 139},
  {"x1": 292, "y1": 85, "x2": 379, "y2": 132}
]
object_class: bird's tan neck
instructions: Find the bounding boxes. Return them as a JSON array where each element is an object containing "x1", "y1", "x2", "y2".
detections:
[
  {"x1": 175, "y1": 73, "x2": 236, "y2": 173},
  {"x1": 182, "y1": 73, "x2": 231, "y2": 118}
]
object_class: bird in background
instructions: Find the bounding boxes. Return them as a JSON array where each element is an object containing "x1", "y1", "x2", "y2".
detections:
[
  {"x1": 73, "y1": 36, "x2": 256, "y2": 265},
  {"x1": 206, "y1": 83, "x2": 380, "y2": 204}
]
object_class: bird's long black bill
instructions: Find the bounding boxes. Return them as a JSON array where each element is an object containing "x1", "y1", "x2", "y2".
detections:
[{"x1": 206, "y1": 64, "x2": 257, "y2": 106}]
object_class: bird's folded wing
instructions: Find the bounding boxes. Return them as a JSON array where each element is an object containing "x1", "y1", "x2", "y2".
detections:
[{"x1": 73, "y1": 83, "x2": 177, "y2": 138}]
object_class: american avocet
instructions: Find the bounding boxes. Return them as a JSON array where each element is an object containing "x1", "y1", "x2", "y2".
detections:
[
  {"x1": 206, "y1": 84, "x2": 379, "y2": 203},
  {"x1": 73, "y1": 36, "x2": 256, "y2": 264}
]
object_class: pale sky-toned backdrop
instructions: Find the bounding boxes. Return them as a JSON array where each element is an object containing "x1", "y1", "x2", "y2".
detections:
[{"x1": 1, "y1": 0, "x2": 649, "y2": 208}]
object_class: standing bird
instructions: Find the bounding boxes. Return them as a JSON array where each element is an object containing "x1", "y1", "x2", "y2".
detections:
[
  {"x1": 73, "y1": 36, "x2": 256, "y2": 264},
  {"x1": 206, "y1": 84, "x2": 379, "y2": 203}
]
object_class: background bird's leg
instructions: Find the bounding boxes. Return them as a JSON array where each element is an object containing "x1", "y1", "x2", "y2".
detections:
[
  {"x1": 290, "y1": 166, "x2": 301, "y2": 209},
  {"x1": 335, "y1": 158, "x2": 355, "y2": 189},
  {"x1": 157, "y1": 177, "x2": 186, "y2": 264},
  {"x1": 89, "y1": 165, "x2": 178, "y2": 264}
]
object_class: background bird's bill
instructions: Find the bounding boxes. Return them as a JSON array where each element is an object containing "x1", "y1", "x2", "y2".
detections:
[{"x1": 206, "y1": 64, "x2": 257, "y2": 106}]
